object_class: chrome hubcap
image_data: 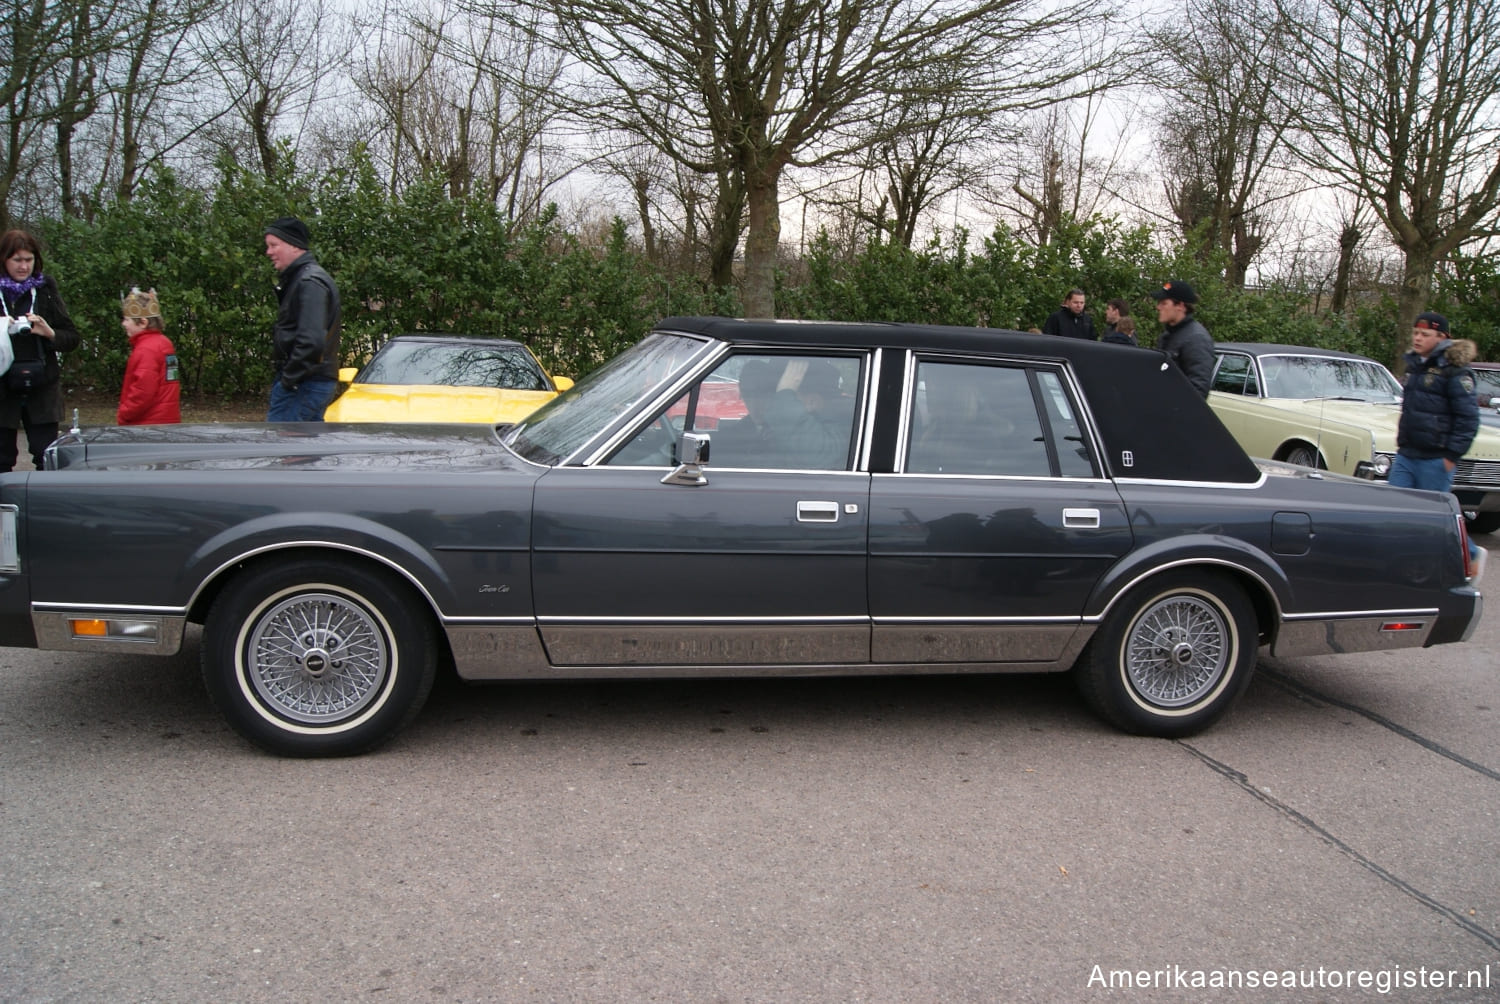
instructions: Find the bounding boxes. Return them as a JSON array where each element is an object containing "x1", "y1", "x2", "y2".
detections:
[
  {"x1": 1125, "y1": 594, "x2": 1230, "y2": 708},
  {"x1": 247, "y1": 592, "x2": 390, "y2": 723}
]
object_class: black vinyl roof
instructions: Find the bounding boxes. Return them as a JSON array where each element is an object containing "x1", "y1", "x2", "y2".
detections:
[
  {"x1": 661, "y1": 315, "x2": 1108, "y2": 359},
  {"x1": 656, "y1": 317, "x2": 1262, "y2": 484}
]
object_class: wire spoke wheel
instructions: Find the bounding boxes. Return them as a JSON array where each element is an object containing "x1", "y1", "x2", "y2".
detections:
[
  {"x1": 1285, "y1": 445, "x2": 1322, "y2": 468},
  {"x1": 203, "y1": 557, "x2": 438, "y2": 756},
  {"x1": 247, "y1": 591, "x2": 390, "y2": 724},
  {"x1": 1076, "y1": 571, "x2": 1258, "y2": 737},
  {"x1": 1124, "y1": 593, "x2": 1229, "y2": 708}
]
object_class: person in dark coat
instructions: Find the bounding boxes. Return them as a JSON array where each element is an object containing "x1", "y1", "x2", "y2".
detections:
[
  {"x1": 1152, "y1": 279, "x2": 1213, "y2": 396},
  {"x1": 263, "y1": 216, "x2": 341, "y2": 421},
  {"x1": 1390, "y1": 311, "x2": 1483, "y2": 567},
  {"x1": 1102, "y1": 298, "x2": 1135, "y2": 344},
  {"x1": 1390, "y1": 312, "x2": 1479, "y2": 493},
  {"x1": 0, "y1": 228, "x2": 81, "y2": 472},
  {"x1": 1103, "y1": 315, "x2": 1138, "y2": 346},
  {"x1": 1041, "y1": 289, "x2": 1097, "y2": 340}
]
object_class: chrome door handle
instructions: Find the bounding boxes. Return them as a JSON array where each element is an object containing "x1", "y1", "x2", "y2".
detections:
[
  {"x1": 797, "y1": 500, "x2": 840, "y2": 523},
  {"x1": 1063, "y1": 507, "x2": 1100, "y2": 528}
]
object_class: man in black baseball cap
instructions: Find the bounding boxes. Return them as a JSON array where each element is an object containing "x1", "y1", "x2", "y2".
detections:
[
  {"x1": 1152, "y1": 279, "x2": 1213, "y2": 397},
  {"x1": 263, "y1": 216, "x2": 341, "y2": 421}
]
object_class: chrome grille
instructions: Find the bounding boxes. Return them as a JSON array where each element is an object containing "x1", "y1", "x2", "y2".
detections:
[{"x1": 1454, "y1": 459, "x2": 1500, "y2": 489}]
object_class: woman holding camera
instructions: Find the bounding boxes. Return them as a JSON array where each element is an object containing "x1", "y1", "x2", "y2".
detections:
[{"x1": 1, "y1": 228, "x2": 80, "y2": 472}]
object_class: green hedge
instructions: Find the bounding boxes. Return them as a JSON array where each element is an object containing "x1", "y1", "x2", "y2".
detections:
[
  {"x1": 39, "y1": 156, "x2": 727, "y2": 398},
  {"x1": 32, "y1": 158, "x2": 1492, "y2": 403}
]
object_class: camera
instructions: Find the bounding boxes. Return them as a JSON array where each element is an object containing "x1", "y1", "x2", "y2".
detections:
[{"x1": 7, "y1": 315, "x2": 31, "y2": 335}]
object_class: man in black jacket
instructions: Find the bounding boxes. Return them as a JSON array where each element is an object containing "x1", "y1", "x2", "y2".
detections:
[
  {"x1": 1041, "y1": 288, "x2": 1096, "y2": 340},
  {"x1": 264, "y1": 216, "x2": 341, "y2": 421},
  {"x1": 1152, "y1": 279, "x2": 1214, "y2": 396}
]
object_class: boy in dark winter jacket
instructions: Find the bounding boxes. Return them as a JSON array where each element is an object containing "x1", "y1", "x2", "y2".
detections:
[
  {"x1": 1389, "y1": 311, "x2": 1485, "y2": 567},
  {"x1": 1390, "y1": 312, "x2": 1478, "y2": 493}
]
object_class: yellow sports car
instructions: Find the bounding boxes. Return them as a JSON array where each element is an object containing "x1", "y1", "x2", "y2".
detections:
[{"x1": 325, "y1": 334, "x2": 573, "y2": 425}]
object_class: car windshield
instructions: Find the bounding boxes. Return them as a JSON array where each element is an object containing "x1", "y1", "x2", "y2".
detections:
[
  {"x1": 1259, "y1": 355, "x2": 1402, "y2": 403},
  {"x1": 503, "y1": 332, "x2": 712, "y2": 464},
  {"x1": 360, "y1": 339, "x2": 550, "y2": 390},
  {"x1": 1473, "y1": 368, "x2": 1500, "y2": 397}
]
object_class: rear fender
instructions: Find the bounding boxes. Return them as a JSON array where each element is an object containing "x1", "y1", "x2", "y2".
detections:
[{"x1": 1085, "y1": 534, "x2": 1291, "y2": 639}]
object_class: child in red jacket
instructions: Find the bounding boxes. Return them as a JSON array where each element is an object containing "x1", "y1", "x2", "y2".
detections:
[{"x1": 117, "y1": 287, "x2": 181, "y2": 425}]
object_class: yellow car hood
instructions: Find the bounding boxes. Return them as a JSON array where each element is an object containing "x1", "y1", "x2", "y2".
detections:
[{"x1": 324, "y1": 383, "x2": 557, "y2": 424}]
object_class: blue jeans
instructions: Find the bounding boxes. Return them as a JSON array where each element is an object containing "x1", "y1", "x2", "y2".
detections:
[
  {"x1": 1389, "y1": 454, "x2": 1479, "y2": 560},
  {"x1": 267, "y1": 377, "x2": 337, "y2": 422},
  {"x1": 1387, "y1": 453, "x2": 1455, "y2": 492}
]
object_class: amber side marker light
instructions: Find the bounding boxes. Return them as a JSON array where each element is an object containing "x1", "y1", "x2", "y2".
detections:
[{"x1": 68, "y1": 618, "x2": 161, "y2": 641}]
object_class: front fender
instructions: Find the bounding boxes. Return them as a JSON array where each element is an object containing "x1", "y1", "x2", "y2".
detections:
[{"x1": 183, "y1": 512, "x2": 460, "y2": 618}]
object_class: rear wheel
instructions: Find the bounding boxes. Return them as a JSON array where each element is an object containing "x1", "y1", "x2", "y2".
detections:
[
  {"x1": 202, "y1": 557, "x2": 438, "y2": 756},
  {"x1": 1077, "y1": 571, "x2": 1258, "y2": 737}
]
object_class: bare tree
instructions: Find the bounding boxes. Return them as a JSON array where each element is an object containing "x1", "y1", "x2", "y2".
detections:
[
  {"x1": 85, "y1": 0, "x2": 235, "y2": 210},
  {"x1": 596, "y1": 143, "x2": 717, "y2": 275},
  {"x1": 830, "y1": 73, "x2": 1002, "y2": 250},
  {"x1": 3, "y1": 0, "x2": 237, "y2": 223},
  {"x1": 998, "y1": 35, "x2": 1143, "y2": 246},
  {"x1": 199, "y1": 0, "x2": 347, "y2": 178},
  {"x1": 479, "y1": 0, "x2": 1118, "y2": 318},
  {"x1": 1280, "y1": 0, "x2": 1500, "y2": 357},
  {"x1": 352, "y1": 1, "x2": 570, "y2": 220},
  {"x1": 1149, "y1": 0, "x2": 1303, "y2": 287},
  {"x1": 1002, "y1": 107, "x2": 1071, "y2": 245},
  {"x1": 1, "y1": 0, "x2": 127, "y2": 224}
]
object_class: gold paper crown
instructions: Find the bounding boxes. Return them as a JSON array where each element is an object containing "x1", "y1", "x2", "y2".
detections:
[{"x1": 122, "y1": 286, "x2": 160, "y2": 319}]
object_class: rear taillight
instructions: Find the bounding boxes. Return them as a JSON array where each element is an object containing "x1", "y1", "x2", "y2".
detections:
[{"x1": 1459, "y1": 516, "x2": 1478, "y2": 580}]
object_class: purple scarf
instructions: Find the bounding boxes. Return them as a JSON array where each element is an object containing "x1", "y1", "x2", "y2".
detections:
[
  {"x1": 0, "y1": 273, "x2": 45, "y2": 298},
  {"x1": 1, "y1": 273, "x2": 42, "y2": 317}
]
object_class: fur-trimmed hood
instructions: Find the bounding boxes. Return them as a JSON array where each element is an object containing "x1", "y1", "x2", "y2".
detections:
[{"x1": 1447, "y1": 338, "x2": 1478, "y2": 366}]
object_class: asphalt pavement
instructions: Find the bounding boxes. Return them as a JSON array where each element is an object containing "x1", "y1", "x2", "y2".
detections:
[{"x1": 1, "y1": 545, "x2": 1497, "y2": 1001}]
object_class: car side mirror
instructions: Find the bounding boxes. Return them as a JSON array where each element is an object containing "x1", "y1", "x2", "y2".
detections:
[
  {"x1": 661, "y1": 431, "x2": 711, "y2": 486},
  {"x1": 553, "y1": 376, "x2": 575, "y2": 391},
  {"x1": 337, "y1": 367, "x2": 358, "y2": 383}
]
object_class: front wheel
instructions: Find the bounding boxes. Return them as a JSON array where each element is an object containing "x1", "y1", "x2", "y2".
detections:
[
  {"x1": 202, "y1": 557, "x2": 438, "y2": 756},
  {"x1": 1076, "y1": 571, "x2": 1258, "y2": 737},
  {"x1": 1282, "y1": 443, "x2": 1324, "y2": 469}
]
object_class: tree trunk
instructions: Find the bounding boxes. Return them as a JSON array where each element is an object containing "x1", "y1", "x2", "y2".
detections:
[
  {"x1": 706, "y1": 174, "x2": 744, "y2": 294},
  {"x1": 632, "y1": 170, "x2": 657, "y2": 264},
  {"x1": 1392, "y1": 250, "x2": 1434, "y2": 370},
  {"x1": 743, "y1": 171, "x2": 780, "y2": 319},
  {"x1": 1329, "y1": 224, "x2": 1359, "y2": 315}
]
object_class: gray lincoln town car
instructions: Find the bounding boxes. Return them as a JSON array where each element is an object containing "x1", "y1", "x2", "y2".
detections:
[{"x1": 0, "y1": 317, "x2": 1483, "y2": 755}]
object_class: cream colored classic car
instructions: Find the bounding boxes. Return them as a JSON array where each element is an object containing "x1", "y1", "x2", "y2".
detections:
[{"x1": 1209, "y1": 343, "x2": 1500, "y2": 533}]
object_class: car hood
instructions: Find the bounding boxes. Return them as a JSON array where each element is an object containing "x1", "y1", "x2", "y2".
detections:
[
  {"x1": 44, "y1": 422, "x2": 535, "y2": 473},
  {"x1": 324, "y1": 383, "x2": 557, "y2": 424}
]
